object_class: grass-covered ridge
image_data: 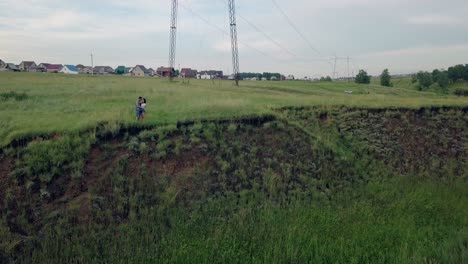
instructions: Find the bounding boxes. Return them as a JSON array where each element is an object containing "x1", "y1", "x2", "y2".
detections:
[
  {"x1": 1, "y1": 107, "x2": 467, "y2": 263},
  {"x1": 1, "y1": 72, "x2": 467, "y2": 147}
]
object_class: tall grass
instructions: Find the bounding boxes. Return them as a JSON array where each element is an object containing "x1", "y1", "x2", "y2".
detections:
[
  {"x1": 1, "y1": 72, "x2": 467, "y2": 147},
  {"x1": 27, "y1": 177, "x2": 468, "y2": 264}
]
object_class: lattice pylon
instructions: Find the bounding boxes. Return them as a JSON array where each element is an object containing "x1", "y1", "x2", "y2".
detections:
[
  {"x1": 169, "y1": 0, "x2": 178, "y2": 80},
  {"x1": 228, "y1": 0, "x2": 240, "y2": 86}
]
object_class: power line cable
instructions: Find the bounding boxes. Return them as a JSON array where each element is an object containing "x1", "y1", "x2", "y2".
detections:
[
  {"x1": 270, "y1": 0, "x2": 322, "y2": 56},
  {"x1": 236, "y1": 13, "x2": 297, "y2": 58},
  {"x1": 219, "y1": 0, "x2": 331, "y2": 64},
  {"x1": 179, "y1": 1, "x2": 333, "y2": 74},
  {"x1": 179, "y1": 3, "x2": 284, "y2": 60}
]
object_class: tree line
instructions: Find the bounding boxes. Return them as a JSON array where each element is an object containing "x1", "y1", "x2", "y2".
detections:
[
  {"x1": 412, "y1": 64, "x2": 468, "y2": 92},
  {"x1": 240, "y1": 72, "x2": 282, "y2": 80},
  {"x1": 352, "y1": 63, "x2": 468, "y2": 93}
]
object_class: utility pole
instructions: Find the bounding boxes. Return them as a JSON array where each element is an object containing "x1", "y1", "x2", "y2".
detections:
[
  {"x1": 228, "y1": 0, "x2": 240, "y2": 86},
  {"x1": 90, "y1": 53, "x2": 94, "y2": 75},
  {"x1": 347, "y1": 56, "x2": 350, "y2": 82},
  {"x1": 169, "y1": 0, "x2": 178, "y2": 81},
  {"x1": 333, "y1": 56, "x2": 337, "y2": 80}
]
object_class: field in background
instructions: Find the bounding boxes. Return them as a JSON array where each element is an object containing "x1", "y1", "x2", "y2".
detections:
[
  {"x1": 371, "y1": 75, "x2": 468, "y2": 92},
  {"x1": 1, "y1": 72, "x2": 467, "y2": 147}
]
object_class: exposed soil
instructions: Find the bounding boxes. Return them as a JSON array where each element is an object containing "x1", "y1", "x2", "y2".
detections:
[
  {"x1": 0, "y1": 155, "x2": 13, "y2": 210},
  {"x1": 0, "y1": 107, "x2": 466, "y2": 252}
]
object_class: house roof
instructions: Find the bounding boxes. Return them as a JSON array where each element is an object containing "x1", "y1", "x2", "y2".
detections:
[
  {"x1": 64, "y1": 65, "x2": 79, "y2": 72},
  {"x1": 94, "y1": 66, "x2": 114, "y2": 71},
  {"x1": 47, "y1": 64, "x2": 63, "y2": 70},
  {"x1": 199, "y1": 70, "x2": 223, "y2": 76},
  {"x1": 181, "y1": 68, "x2": 197, "y2": 73},
  {"x1": 157, "y1": 67, "x2": 173, "y2": 72},
  {"x1": 134, "y1": 65, "x2": 150, "y2": 73},
  {"x1": 21, "y1": 61, "x2": 35, "y2": 67},
  {"x1": 6, "y1": 63, "x2": 19, "y2": 70}
]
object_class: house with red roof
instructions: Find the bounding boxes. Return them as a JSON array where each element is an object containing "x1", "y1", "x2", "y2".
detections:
[
  {"x1": 181, "y1": 68, "x2": 197, "y2": 78},
  {"x1": 156, "y1": 67, "x2": 174, "y2": 77},
  {"x1": 46, "y1": 64, "x2": 63, "y2": 73}
]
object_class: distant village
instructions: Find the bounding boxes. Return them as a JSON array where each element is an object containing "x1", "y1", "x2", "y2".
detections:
[{"x1": 0, "y1": 59, "x2": 308, "y2": 81}]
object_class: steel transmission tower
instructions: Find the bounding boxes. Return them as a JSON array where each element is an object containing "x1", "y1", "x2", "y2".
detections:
[
  {"x1": 168, "y1": 0, "x2": 240, "y2": 85},
  {"x1": 228, "y1": 0, "x2": 240, "y2": 86},
  {"x1": 169, "y1": 0, "x2": 178, "y2": 80}
]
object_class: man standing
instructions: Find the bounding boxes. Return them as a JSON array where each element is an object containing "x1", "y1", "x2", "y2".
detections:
[{"x1": 136, "y1": 96, "x2": 143, "y2": 121}]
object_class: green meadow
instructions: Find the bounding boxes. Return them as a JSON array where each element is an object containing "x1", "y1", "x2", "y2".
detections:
[
  {"x1": 1, "y1": 72, "x2": 467, "y2": 147},
  {"x1": 1, "y1": 72, "x2": 467, "y2": 263}
]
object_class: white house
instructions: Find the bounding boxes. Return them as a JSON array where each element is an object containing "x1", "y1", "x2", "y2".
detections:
[
  {"x1": 287, "y1": 75, "x2": 295, "y2": 80},
  {"x1": 60, "y1": 65, "x2": 79, "y2": 74},
  {"x1": 19, "y1": 61, "x2": 37, "y2": 72},
  {"x1": 130, "y1": 65, "x2": 150, "y2": 77},
  {"x1": 80, "y1": 67, "x2": 93, "y2": 74},
  {"x1": 197, "y1": 70, "x2": 223, "y2": 80},
  {"x1": 197, "y1": 72, "x2": 212, "y2": 79}
]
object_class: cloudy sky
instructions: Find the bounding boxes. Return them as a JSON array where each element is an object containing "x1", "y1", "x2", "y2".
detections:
[{"x1": 1, "y1": 0, "x2": 467, "y2": 77}]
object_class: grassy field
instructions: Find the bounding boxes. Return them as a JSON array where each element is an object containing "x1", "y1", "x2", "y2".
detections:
[
  {"x1": 1, "y1": 73, "x2": 467, "y2": 263},
  {"x1": 1, "y1": 72, "x2": 467, "y2": 147},
  {"x1": 2, "y1": 108, "x2": 466, "y2": 263}
]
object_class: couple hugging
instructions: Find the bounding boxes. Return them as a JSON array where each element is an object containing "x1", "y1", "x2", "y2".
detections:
[{"x1": 135, "y1": 96, "x2": 147, "y2": 121}]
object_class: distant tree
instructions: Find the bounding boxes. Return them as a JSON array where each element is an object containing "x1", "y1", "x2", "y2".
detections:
[
  {"x1": 260, "y1": 72, "x2": 282, "y2": 80},
  {"x1": 380, "y1": 69, "x2": 392, "y2": 87},
  {"x1": 437, "y1": 71, "x2": 450, "y2": 91},
  {"x1": 416, "y1": 71, "x2": 433, "y2": 90},
  {"x1": 355, "y1": 70, "x2": 371, "y2": 84},
  {"x1": 464, "y1": 64, "x2": 468, "y2": 81},
  {"x1": 325, "y1": 76, "x2": 332, "y2": 82},
  {"x1": 262, "y1": 72, "x2": 272, "y2": 80},
  {"x1": 411, "y1": 74, "x2": 418, "y2": 84},
  {"x1": 240, "y1": 72, "x2": 264, "y2": 79},
  {"x1": 447, "y1": 64, "x2": 465, "y2": 81},
  {"x1": 432, "y1": 69, "x2": 441, "y2": 82}
]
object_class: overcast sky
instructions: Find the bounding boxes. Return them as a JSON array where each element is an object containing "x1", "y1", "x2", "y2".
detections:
[{"x1": 1, "y1": 0, "x2": 468, "y2": 77}]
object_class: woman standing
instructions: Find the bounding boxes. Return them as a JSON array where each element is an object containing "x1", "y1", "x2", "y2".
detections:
[
  {"x1": 140, "y1": 98, "x2": 147, "y2": 120},
  {"x1": 136, "y1": 96, "x2": 143, "y2": 121}
]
